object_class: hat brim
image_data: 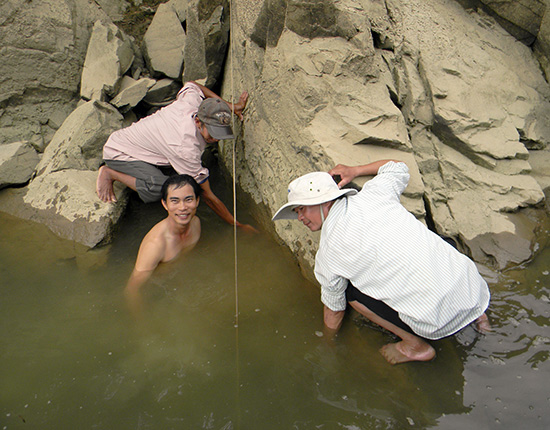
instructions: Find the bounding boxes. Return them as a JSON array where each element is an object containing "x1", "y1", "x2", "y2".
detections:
[
  {"x1": 205, "y1": 123, "x2": 234, "y2": 140},
  {"x1": 272, "y1": 188, "x2": 357, "y2": 221}
]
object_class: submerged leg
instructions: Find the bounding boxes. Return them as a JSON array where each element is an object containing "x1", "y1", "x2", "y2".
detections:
[{"x1": 348, "y1": 301, "x2": 436, "y2": 365}]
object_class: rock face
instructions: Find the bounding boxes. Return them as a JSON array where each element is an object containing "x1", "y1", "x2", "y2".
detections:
[
  {"x1": 219, "y1": 0, "x2": 550, "y2": 273},
  {"x1": 462, "y1": 0, "x2": 550, "y2": 82},
  {"x1": 0, "y1": 0, "x2": 111, "y2": 150}
]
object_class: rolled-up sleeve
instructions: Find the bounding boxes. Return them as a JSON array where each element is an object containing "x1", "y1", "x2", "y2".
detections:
[
  {"x1": 315, "y1": 251, "x2": 348, "y2": 311},
  {"x1": 368, "y1": 161, "x2": 410, "y2": 199}
]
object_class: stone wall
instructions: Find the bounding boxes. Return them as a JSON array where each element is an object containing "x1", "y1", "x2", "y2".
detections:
[{"x1": 218, "y1": 0, "x2": 550, "y2": 275}]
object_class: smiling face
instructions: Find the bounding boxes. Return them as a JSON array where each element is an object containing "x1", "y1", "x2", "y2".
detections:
[{"x1": 162, "y1": 184, "x2": 200, "y2": 227}]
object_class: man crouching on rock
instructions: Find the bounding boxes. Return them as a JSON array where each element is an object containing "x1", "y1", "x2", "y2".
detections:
[
  {"x1": 272, "y1": 160, "x2": 491, "y2": 364},
  {"x1": 125, "y1": 174, "x2": 201, "y2": 315}
]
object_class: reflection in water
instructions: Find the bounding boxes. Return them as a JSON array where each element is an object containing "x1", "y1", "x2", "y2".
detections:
[{"x1": 1, "y1": 197, "x2": 549, "y2": 429}]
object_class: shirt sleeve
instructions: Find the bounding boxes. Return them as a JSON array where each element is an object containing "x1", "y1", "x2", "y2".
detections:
[
  {"x1": 177, "y1": 82, "x2": 205, "y2": 106},
  {"x1": 362, "y1": 161, "x2": 410, "y2": 200},
  {"x1": 315, "y1": 250, "x2": 348, "y2": 311}
]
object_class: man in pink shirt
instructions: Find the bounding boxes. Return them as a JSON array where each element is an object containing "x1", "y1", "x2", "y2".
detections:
[{"x1": 96, "y1": 81, "x2": 255, "y2": 231}]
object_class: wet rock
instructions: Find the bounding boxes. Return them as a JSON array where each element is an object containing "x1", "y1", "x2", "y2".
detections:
[
  {"x1": 143, "y1": 2, "x2": 186, "y2": 79},
  {"x1": 35, "y1": 101, "x2": 123, "y2": 177},
  {"x1": 0, "y1": 170, "x2": 129, "y2": 248},
  {"x1": 81, "y1": 20, "x2": 135, "y2": 101},
  {"x1": 0, "y1": 142, "x2": 39, "y2": 189}
]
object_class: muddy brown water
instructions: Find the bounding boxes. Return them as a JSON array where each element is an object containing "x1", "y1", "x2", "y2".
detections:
[{"x1": 1, "y1": 182, "x2": 549, "y2": 429}]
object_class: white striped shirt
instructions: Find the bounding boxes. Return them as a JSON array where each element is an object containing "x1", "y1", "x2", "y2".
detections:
[{"x1": 315, "y1": 161, "x2": 490, "y2": 339}]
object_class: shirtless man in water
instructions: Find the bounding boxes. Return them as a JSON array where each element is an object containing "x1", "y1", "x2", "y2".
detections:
[
  {"x1": 125, "y1": 174, "x2": 201, "y2": 312},
  {"x1": 272, "y1": 160, "x2": 490, "y2": 364}
]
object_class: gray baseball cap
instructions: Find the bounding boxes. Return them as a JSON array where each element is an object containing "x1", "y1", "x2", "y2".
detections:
[{"x1": 197, "y1": 98, "x2": 234, "y2": 140}]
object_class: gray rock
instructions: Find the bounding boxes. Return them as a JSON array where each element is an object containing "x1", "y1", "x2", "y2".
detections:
[
  {"x1": 219, "y1": 0, "x2": 550, "y2": 273},
  {"x1": 17, "y1": 170, "x2": 128, "y2": 247},
  {"x1": 182, "y1": 0, "x2": 230, "y2": 88},
  {"x1": 143, "y1": 2, "x2": 186, "y2": 79},
  {"x1": 80, "y1": 20, "x2": 135, "y2": 101},
  {"x1": 0, "y1": 142, "x2": 40, "y2": 189},
  {"x1": 110, "y1": 76, "x2": 156, "y2": 112},
  {"x1": 142, "y1": 78, "x2": 182, "y2": 106},
  {"x1": 0, "y1": 0, "x2": 110, "y2": 147},
  {"x1": 477, "y1": 0, "x2": 546, "y2": 43},
  {"x1": 94, "y1": 0, "x2": 130, "y2": 22},
  {"x1": 35, "y1": 101, "x2": 123, "y2": 177},
  {"x1": 534, "y1": 4, "x2": 550, "y2": 82}
]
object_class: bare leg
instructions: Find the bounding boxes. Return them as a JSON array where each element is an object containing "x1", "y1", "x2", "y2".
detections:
[
  {"x1": 474, "y1": 312, "x2": 491, "y2": 333},
  {"x1": 349, "y1": 301, "x2": 436, "y2": 365},
  {"x1": 96, "y1": 165, "x2": 138, "y2": 203}
]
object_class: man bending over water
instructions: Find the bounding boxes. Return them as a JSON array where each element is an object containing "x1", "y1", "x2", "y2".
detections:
[
  {"x1": 125, "y1": 174, "x2": 201, "y2": 312},
  {"x1": 272, "y1": 160, "x2": 490, "y2": 364}
]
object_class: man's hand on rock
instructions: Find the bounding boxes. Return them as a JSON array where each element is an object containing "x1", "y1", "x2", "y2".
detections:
[
  {"x1": 233, "y1": 91, "x2": 249, "y2": 121},
  {"x1": 329, "y1": 164, "x2": 359, "y2": 188}
]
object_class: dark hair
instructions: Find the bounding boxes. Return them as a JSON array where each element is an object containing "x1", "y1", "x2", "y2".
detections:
[{"x1": 161, "y1": 174, "x2": 202, "y2": 202}]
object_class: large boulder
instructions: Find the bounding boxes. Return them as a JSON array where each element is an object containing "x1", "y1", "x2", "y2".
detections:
[
  {"x1": 219, "y1": 0, "x2": 550, "y2": 274},
  {"x1": 80, "y1": 20, "x2": 135, "y2": 101},
  {"x1": 0, "y1": 142, "x2": 39, "y2": 189},
  {"x1": 0, "y1": 0, "x2": 111, "y2": 150},
  {"x1": 0, "y1": 170, "x2": 128, "y2": 248},
  {"x1": 35, "y1": 100, "x2": 124, "y2": 177},
  {"x1": 143, "y1": 2, "x2": 186, "y2": 79},
  {"x1": 182, "y1": 0, "x2": 231, "y2": 88},
  {"x1": 0, "y1": 98, "x2": 128, "y2": 247},
  {"x1": 109, "y1": 76, "x2": 156, "y2": 112}
]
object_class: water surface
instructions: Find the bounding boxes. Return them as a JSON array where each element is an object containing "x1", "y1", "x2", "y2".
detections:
[{"x1": 1, "y1": 191, "x2": 549, "y2": 429}]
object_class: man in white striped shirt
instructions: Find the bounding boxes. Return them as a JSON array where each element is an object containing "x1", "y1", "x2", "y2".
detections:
[{"x1": 273, "y1": 160, "x2": 490, "y2": 364}]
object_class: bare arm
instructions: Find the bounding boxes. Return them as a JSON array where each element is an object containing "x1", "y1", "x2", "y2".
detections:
[
  {"x1": 329, "y1": 159, "x2": 400, "y2": 188},
  {"x1": 324, "y1": 305, "x2": 345, "y2": 336},
  {"x1": 200, "y1": 179, "x2": 258, "y2": 233},
  {"x1": 189, "y1": 81, "x2": 249, "y2": 120},
  {"x1": 124, "y1": 233, "x2": 165, "y2": 316}
]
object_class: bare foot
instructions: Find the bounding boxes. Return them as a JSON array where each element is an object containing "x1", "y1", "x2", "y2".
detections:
[
  {"x1": 380, "y1": 341, "x2": 436, "y2": 365},
  {"x1": 474, "y1": 313, "x2": 491, "y2": 333},
  {"x1": 96, "y1": 165, "x2": 117, "y2": 203}
]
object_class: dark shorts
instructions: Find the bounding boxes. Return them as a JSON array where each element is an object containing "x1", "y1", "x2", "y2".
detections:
[
  {"x1": 345, "y1": 283, "x2": 416, "y2": 335},
  {"x1": 104, "y1": 160, "x2": 177, "y2": 203}
]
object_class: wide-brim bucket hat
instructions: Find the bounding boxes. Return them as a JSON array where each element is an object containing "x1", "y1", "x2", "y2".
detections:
[{"x1": 272, "y1": 172, "x2": 357, "y2": 220}]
